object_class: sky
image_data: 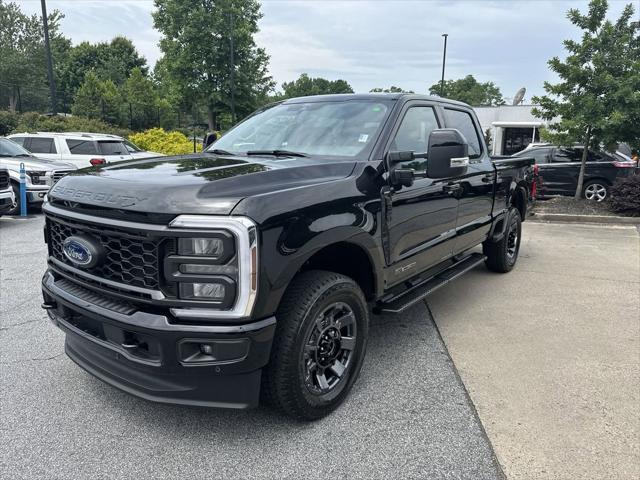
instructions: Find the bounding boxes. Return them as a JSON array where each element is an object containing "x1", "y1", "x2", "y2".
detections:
[{"x1": 19, "y1": 0, "x2": 634, "y2": 103}]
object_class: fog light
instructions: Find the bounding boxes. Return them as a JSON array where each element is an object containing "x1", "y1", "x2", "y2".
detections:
[
  {"x1": 179, "y1": 282, "x2": 226, "y2": 300},
  {"x1": 199, "y1": 344, "x2": 213, "y2": 355}
]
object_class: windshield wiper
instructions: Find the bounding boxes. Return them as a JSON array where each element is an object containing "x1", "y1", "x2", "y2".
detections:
[
  {"x1": 208, "y1": 148, "x2": 236, "y2": 156},
  {"x1": 246, "y1": 149, "x2": 308, "y2": 158}
]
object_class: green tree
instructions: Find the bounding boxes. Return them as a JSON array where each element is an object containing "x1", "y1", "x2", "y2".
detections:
[
  {"x1": 532, "y1": 0, "x2": 640, "y2": 199},
  {"x1": 153, "y1": 0, "x2": 275, "y2": 130},
  {"x1": 0, "y1": 1, "x2": 67, "y2": 112},
  {"x1": 280, "y1": 73, "x2": 354, "y2": 98},
  {"x1": 56, "y1": 37, "x2": 147, "y2": 111},
  {"x1": 370, "y1": 86, "x2": 414, "y2": 93},
  {"x1": 428, "y1": 75, "x2": 505, "y2": 106},
  {"x1": 123, "y1": 67, "x2": 158, "y2": 130},
  {"x1": 71, "y1": 71, "x2": 123, "y2": 125}
]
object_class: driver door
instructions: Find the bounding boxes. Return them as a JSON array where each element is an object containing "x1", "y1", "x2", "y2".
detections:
[{"x1": 384, "y1": 103, "x2": 458, "y2": 286}]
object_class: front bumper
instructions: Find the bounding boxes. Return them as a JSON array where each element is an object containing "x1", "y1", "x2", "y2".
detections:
[
  {"x1": 42, "y1": 271, "x2": 275, "y2": 408},
  {"x1": 26, "y1": 185, "x2": 49, "y2": 204},
  {"x1": 0, "y1": 189, "x2": 15, "y2": 213}
]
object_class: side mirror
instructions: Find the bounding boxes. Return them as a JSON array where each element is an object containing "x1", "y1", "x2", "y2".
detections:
[
  {"x1": 203, "y1": 132, "x2": 218, "y2": 148},
  {"x1": 426, "y1": 129, "x2": 469, "y2": 178},
  {"x1": 384, "y1": 150, "x2": 427, "y2": 188}
]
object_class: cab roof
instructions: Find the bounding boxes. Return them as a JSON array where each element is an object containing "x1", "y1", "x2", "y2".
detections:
[{"x1": 282, "y1": 93, "x2": 472, "y2": 108}]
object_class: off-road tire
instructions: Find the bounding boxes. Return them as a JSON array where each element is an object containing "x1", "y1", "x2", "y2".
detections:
[
  {"x1": 483, "y1": 207, "x2": 522, "y2": 273},
  {"x1": 261, "y1": 270, "x2": 369, "y2": 421}
]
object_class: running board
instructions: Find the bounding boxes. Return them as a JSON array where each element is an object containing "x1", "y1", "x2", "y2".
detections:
[{"x1": 378, "y1": 253, "x2": 486, "y2": 314}]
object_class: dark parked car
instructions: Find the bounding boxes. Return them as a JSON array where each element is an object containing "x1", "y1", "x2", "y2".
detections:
[
  {"x1": 513, "y1": 145, "x2": 637, "y2": 201},
  {"x1": 41, "y1": 94, "x2": 534, "y2": 420}
]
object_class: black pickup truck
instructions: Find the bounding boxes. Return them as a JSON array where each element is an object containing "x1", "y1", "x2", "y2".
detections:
[{"x1": 41, "y1": 94, "x2": 534, "y2": 420}]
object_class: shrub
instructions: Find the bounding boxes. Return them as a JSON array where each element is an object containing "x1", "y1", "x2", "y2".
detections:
[
  {"x1": 608, "y1": 175, "x2": 640, "y2": 216},
  {"x1": 0, "y1": 110, "x2": 19, "y2": 136},
  {"x1": 129, "y1": 128, "x2": 202, "y2": 155}
]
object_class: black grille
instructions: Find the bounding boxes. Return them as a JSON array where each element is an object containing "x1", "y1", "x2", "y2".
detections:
[
  {"x1": 0, "y1": 169, "x2": 9, "y2": 190},
  {"x1": 52, "y1": 170, "x2": 73, "y2": 183},
  {"x1": 48, "y1": 216, "x2": 163, "y2": 289}
]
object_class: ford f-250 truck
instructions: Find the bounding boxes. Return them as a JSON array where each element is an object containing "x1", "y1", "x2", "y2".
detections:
[{"x1": 41, "y1": 94, "x2": 534, "y2": 420}]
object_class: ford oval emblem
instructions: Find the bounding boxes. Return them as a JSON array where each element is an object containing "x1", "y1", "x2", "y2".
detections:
[{"x1": 62, "y1": 235, "x2": 101, "y2": 268}]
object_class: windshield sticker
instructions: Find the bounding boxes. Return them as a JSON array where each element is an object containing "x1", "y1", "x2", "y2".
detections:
[{"x1": 358, "y1": 134, "x2": 369, "y2": 143}]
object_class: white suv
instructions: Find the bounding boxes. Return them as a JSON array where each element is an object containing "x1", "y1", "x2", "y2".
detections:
[{"x1": 7, "y1": 132, "x2": 142, "y2": 169}]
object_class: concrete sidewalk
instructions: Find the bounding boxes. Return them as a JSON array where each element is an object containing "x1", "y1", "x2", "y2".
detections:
[{"x1": 428, "y1": 222, "x2": 640, "y2": 479}]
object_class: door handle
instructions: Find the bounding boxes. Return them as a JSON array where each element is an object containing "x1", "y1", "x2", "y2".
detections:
[{"x1": 481, "y1": 174, "x2": 493, "y2": 183}]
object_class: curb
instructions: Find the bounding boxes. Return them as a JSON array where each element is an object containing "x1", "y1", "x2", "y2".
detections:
[{"x1": 530, "y1": 213, "x2": 640, "y2": 225}]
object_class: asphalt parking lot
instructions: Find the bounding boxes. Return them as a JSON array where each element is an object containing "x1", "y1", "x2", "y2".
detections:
[{"x1": 0, "y1": 215, "x2": 503, "y2": 480}]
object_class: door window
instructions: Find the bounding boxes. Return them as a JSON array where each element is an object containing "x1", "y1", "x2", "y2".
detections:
[
  {"x1": 443, "y1": 108, "x2": 482, "y2": 158},
  {"x1": 97, "y1": 141, "x2": 128, "y2": 155},
  {"x1": 391, "y1": 107, "x2": 439, "y2": 169},
  {"x1": 66, "y1": 139, "x2": 98, "y2": 155},
  {"x1": 28, "y1": 137, "x2": 56, "y2": 154},
  {"x1": 552, "y1": 148, "x2": 581, "y2": 163}
]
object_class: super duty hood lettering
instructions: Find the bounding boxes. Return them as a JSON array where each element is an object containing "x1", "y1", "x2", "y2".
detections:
[{"x1": 51, "y1": 185, "x2": 148, "y2": 208}]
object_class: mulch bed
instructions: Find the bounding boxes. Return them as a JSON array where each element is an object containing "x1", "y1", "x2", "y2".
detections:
[{"x1": 532, "y1": 197, "x2": 621, "y2": 217}]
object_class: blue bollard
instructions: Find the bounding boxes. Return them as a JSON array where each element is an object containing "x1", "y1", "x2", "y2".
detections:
[{"x1": 19, "y1": 162, "x2": 27, "y2": 217}]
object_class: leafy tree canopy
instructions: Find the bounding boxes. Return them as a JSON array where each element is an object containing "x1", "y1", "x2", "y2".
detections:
[
  {"x1": 428, "y1": 75, "x2": 505, "y2": 106},
  {"x1": 532, "y1": 0, "x2": 639, "y2": 198},
  {"x1": 280, "y1": 73, "x2": 354, "y2": 98},
  {"x1": 56, "y1": 36, "x2": 147, "y2": 110},
  {"x1": 153, "y1": 0, "x2": 274, "y2": 130},
  {"x1": 0, "y1": 0, "x2": 66, "y2": 112}
]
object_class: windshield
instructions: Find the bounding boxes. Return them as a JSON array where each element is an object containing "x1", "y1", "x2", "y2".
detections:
[
  {"x1": 208, "y1": 100, "x2": 392, "y2": 158},
  {"x1": 0, "y1": 138, "x2": 32, "y2": 157}
]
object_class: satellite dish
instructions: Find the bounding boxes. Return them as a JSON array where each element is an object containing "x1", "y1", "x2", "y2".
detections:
[{"x1": 512, "y1": 87, "x2": 526, "y2": 105}]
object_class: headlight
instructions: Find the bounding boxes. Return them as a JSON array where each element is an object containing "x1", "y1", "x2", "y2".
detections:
[
  {"x1": 178, "y1": 237, "x2": 225, "y2": 257},
  {"x1": 166, "y1": 215, "x2": 258, "y2": 320},
  {"x1": 27, "y1": 171, "x2": 47, "y2": 185}
]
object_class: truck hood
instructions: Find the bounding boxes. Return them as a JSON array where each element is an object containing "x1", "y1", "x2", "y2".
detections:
[
  {"x1": 0, "y1": 155, "x2": 76, "y2": 172},
  {"x1": 47, "y1": 153, "x2": 356, "y2": 216}
]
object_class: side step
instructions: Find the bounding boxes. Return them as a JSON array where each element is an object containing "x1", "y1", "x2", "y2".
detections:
[{"x1": 377, "y1": 253, "x2": 486, "y2": 314}]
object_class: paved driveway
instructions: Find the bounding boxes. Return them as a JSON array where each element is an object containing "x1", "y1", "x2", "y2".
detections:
[
  {"x1": 428, "y1": 222, "x2": 640, "y2": 480},
  {"x1": 0, "y1": 215, "x2": 502, "y2": 480}
]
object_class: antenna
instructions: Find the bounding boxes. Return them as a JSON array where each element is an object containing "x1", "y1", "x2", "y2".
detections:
[{"x1": 512, "y1": 87, "x2": 526, "y2": 105}]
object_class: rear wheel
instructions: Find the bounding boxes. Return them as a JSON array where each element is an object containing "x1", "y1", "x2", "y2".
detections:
[
  {"x1": 262, "y1": 270, "x2": 369, "y2": 420},
  {"x1": 583, "y1": 180, "x2": 608, "y2": 202},
  {"x1": 483, "y1": 207, "x2": 522, "y2": 273}
]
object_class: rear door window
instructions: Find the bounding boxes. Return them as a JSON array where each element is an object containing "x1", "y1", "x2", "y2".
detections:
[
  {"x1": 98, "y1": 141, "x2": 128, "y2": 155},
  {"x1": 28, "y1": 137, "x2": 56, "y2": 154},
  {"x1": 66, "y1": 139, "x2": 98, "y2": 155},
  {"x1": 443, "y1": 108, "x2": 482, "y2": 158}
]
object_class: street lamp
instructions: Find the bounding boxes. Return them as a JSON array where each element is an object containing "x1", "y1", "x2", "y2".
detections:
[
  {"x1": 40, "y1": 0, "x2": 57, "y2": 114},
  {"x1": 440, "y1": 33, "x2": 448, "y2": 97}
]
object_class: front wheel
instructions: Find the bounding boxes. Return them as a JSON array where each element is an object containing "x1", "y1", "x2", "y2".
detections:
[
  {"x1": 262, "y1": 270, "x2": 369, "y2": 420},
  {"x1": 483, "y1": 207, "x2": 522, "y2": 273}
]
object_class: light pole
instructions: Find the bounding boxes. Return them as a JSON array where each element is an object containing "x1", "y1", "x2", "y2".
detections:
[
  {"x1": 440, "y1": 33, "x2": 448, "y2": 97},
  {"x1": 40, "y1": 0, "x2": 57, "y2": 114}
]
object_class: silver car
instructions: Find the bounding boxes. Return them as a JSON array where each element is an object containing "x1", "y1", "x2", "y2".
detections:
[{"x1": 0, "y1": 138, "x2": 76, "y2": 215}]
